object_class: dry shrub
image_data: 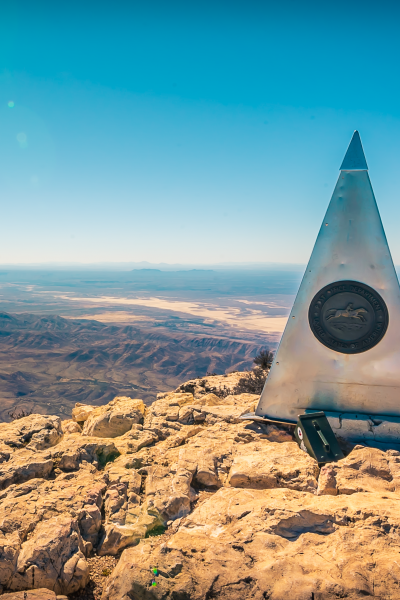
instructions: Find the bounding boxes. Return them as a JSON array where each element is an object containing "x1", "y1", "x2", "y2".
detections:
[
  {"x1": 232, "y1": 367, "x2": 268, "y2": 395},
  {"x1": 253, "y1": 349, "x2": 274, "y2": 370},
  {"x1": 8, "y1": 406, "x2": 33, "y2": 421}
]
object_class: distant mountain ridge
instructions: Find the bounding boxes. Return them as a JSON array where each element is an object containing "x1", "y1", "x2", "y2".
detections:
[
  {"x1": 0, "y1": 311, "x2": 266, "y2": 422},
  {"x1": 0, "y1": 261, "x2": 306, "y2": 271}
]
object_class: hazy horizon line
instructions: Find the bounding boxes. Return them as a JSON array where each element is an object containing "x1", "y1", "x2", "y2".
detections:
[
  {"x1": 0, "y1": 260, "x2": 307, "y2": 271},
  {"x1": 0, "y1": 262, "x2": 399, "y2": 275}
]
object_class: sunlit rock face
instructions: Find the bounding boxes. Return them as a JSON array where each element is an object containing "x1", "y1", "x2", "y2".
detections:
[
  {"x1": 81, "y1": 397, "x2": 146, "y2": 438},
  {"x1": 0, "y1": 372, "x2": 399, "y2": 599}
]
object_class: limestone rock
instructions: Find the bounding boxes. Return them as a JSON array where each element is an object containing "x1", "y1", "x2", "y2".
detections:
[
  {"x1": 98, "y1": 459, "x2": 160, "y2": 556},
  {"x1": 98, "y1": 450, "x2": 195, "y2": 556},
  {"x1": 6, "y1": 380, "x2": 400, "y2": 599},
  {"x1": 9, "y1": 514, "x2": 89, "y2": 595},
  {"x1": 201, "y1": 396, "x2": 258, "y2": 424},
  {"x1": 1, "y1": 468, "x2": 105, "y2": 532},
  {"x1": 141, "y1": 414, "x2": 182, "y2": 443},
  {"x1": 316, "y1": 464, "x2": 338, "y2": 496},
  {"x1": 72, "y1": 403, "x2": 98, "y2": 423},
  {"x1": 0, "y1": 530, "x2": 21, "y2": 589},
  {"x1": 174, "y1": 372, "x2": 246, "y2": 399},
  {"x1": 0, "y1": 450, "x2": 53, "y2": 491},
  {"x1": 82, "y1": 397, "x2": 145, "y2": 438},
  {"x1": 153, "y1": 392, "x2": 196, "y2": 409},
  {"x1": 0, "y1": 466, "x2": 107, "y2": 589},
  {"x1": 317, "y1": 445, "x2": 400, "y2": 495},
  {"x1": 227, "y1": 440, "x2": 319, "y2": 493},
  {"x1": 178, "y1": 421, "x2": 294, "y2": 487},
  {"x1": 61, "y1": 420, "x2": 82, "y2": 435},
  {"x1": 147, "y1": 390, "x2": 258, "y2": 429},
  {"x1": 104, "y1": 456, "x2": 141, "y2": 493},
  {"x1": 50, "y1": 436, "x2": 120, "y2": 470},
  {"x1": 98, "y1": 491, "x2": 160, "y2": 556},
  {"x1": 111, "y1": 425, "x2": 158, "y2": 455},
  {"x1": 129, "y1": 419, "x2": 297, "y2": 499},
  {"x1": 0, "y1": 411, "x2": 121, "y2": 594},
  {"x1": 0, "y1": 415, "x2": 62, "y2": 452},
  {"x1": 2, "y1": 590, "x2": 57, "y2": 599},
  {"x1": 197, "y1": 392, "x2": 227, "y2": 406},
  {"x1": 144, "y1": 463, "x2": 195, "y2": 522},
  {"x1": 102, "y1": 486, "x2": 400, "y2": 600}
]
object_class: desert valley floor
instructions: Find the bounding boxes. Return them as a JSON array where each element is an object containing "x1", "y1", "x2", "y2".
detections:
[{"x1": 0, "y1": 267, "x2": 300, "y2": 420}]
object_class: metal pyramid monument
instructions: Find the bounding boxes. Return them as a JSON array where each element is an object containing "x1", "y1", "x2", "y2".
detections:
[{"x1": 256, "y1": 131, "x2": 400, "y2": 445}]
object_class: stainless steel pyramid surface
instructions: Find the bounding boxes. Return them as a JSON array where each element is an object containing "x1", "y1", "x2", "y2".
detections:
[
  {"x1": 256, "y1": 131, "x2": 400, "y2": 446},
  {"x1": 340, "y1": 130, "x2": 368, "y2": 170}
]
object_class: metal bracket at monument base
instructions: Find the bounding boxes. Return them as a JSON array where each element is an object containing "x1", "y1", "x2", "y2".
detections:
[
  {"x1": 294, "y1": 412, "x2": 345, "y2": 464},
  {"x1": 241, "y1": 409, "x2": 400, "y2": 454},
  {"x1": 240, "y1": 411, "x2": 344, "y2": 464}
]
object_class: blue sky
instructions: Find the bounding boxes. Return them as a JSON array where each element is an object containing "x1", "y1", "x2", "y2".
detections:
[{"x1": 1, "y1": 0, "x2": 400, "y2": 265}]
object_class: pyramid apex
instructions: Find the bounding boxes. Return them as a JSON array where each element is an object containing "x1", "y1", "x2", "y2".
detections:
[{"x1": 340, "y1": 131, "x2": 368, "y2": 171}]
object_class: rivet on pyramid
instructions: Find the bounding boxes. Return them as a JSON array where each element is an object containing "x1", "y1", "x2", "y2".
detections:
[{"x1": 255, "y1": 131, "x2": 400, "y2": 450}]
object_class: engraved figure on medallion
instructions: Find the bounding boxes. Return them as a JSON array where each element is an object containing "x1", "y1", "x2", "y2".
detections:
[
  {"x1": 322, "y1": 292, "x2": 373, "y2": 339},
  {"x1": 326, "y1": 303, "x2": 368, "y2": 322}
]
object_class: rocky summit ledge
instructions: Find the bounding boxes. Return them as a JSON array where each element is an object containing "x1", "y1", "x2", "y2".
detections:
[{"x1": 0, "y1": 372, "x2": 399, "y2": 599}]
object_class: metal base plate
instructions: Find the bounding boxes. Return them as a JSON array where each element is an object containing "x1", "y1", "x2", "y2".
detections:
[
  {"x1": 240, "y1": 412, "x2": 296, "y2": 426},
  {"x1": 306, "y1": 409, "x2": 400, "y2": 451}
]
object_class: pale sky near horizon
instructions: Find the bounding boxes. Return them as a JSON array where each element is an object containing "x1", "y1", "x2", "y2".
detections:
[{"x1": 2, "y1": 0, "x2": 400, "y2": 266}]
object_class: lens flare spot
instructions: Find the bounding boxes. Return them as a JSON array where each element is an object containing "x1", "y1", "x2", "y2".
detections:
[
  {"x1": 8, "y1": 101, "x2": 14, "y2": 108},
  {"x1": 16, "y1": 132, "x2": 28, "y2": 148}
]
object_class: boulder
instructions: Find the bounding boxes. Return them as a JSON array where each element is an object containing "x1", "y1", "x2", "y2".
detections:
[
  {"x1": 1, "y1": 468, "x2": 103, "y2": 527},
  {"x1": 71, "y1": 403, "x2": 98, "y2": 423},
  {"x1": 0, "y1": 450, "x2": 53, "y2": 491},
  {"x1": 152, "y1": 393, "x2": 196, "y2": 411},
  {"x1": 0, "y1": 531, "x2": 21, "y2": 589},
  {"x1": 103, "y1": 418, "x2": 300, "y2": 550},
  {"x1": 82, "y1": 397, "x2": 145, "y2": 438},
  {"x1": 60, "y1": 420, "x2": 82, "y2": 435},
  {"x1": 0, "y1": 415, "x2": 62, "y2": 452},
  {"x1": 98, "y1": 492, "x2": 161, "y2": 556},
  {"x1": 0, "y1": 465, "x2": 107, "y2": 588},
  {"x1": 144, "y1": 464, "x2": 196, "y2": 522},
  {"x1": 317, "y1": 445, "x2": 400, "y2": 495},
  {"x1": 111, "y1": 425, "x2": 158, "y2": 455},
  {"x1": 9, "y1": 514, "x2": 89, "y2": 595},
  {"x1": 50, "y1": 436, "x2": 120, "y2": 470},
  {"x1": 104, "y1": 456, "x2": 142, "y2": 493}
]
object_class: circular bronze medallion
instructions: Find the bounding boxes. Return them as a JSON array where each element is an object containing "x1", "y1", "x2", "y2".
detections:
[{"x1": 308, "y1": 280, "x2": 389, "y2": 354}]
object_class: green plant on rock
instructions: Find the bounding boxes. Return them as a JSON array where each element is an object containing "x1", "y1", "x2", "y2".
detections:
[
  {"x1": 96, "y1": 449, "x2": 121, "y2": 469},
  {"x1": 145, "y1": 525, "x2": 166, "y2": 538}
]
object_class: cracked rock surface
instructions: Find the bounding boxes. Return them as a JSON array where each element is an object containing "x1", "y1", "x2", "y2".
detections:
[
  {"x1": 103, "y1": 487, "x2": 400, "y2": 600},
  {"x1": 1, "y1": 375, "x2": 400, "y2": 599}
]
